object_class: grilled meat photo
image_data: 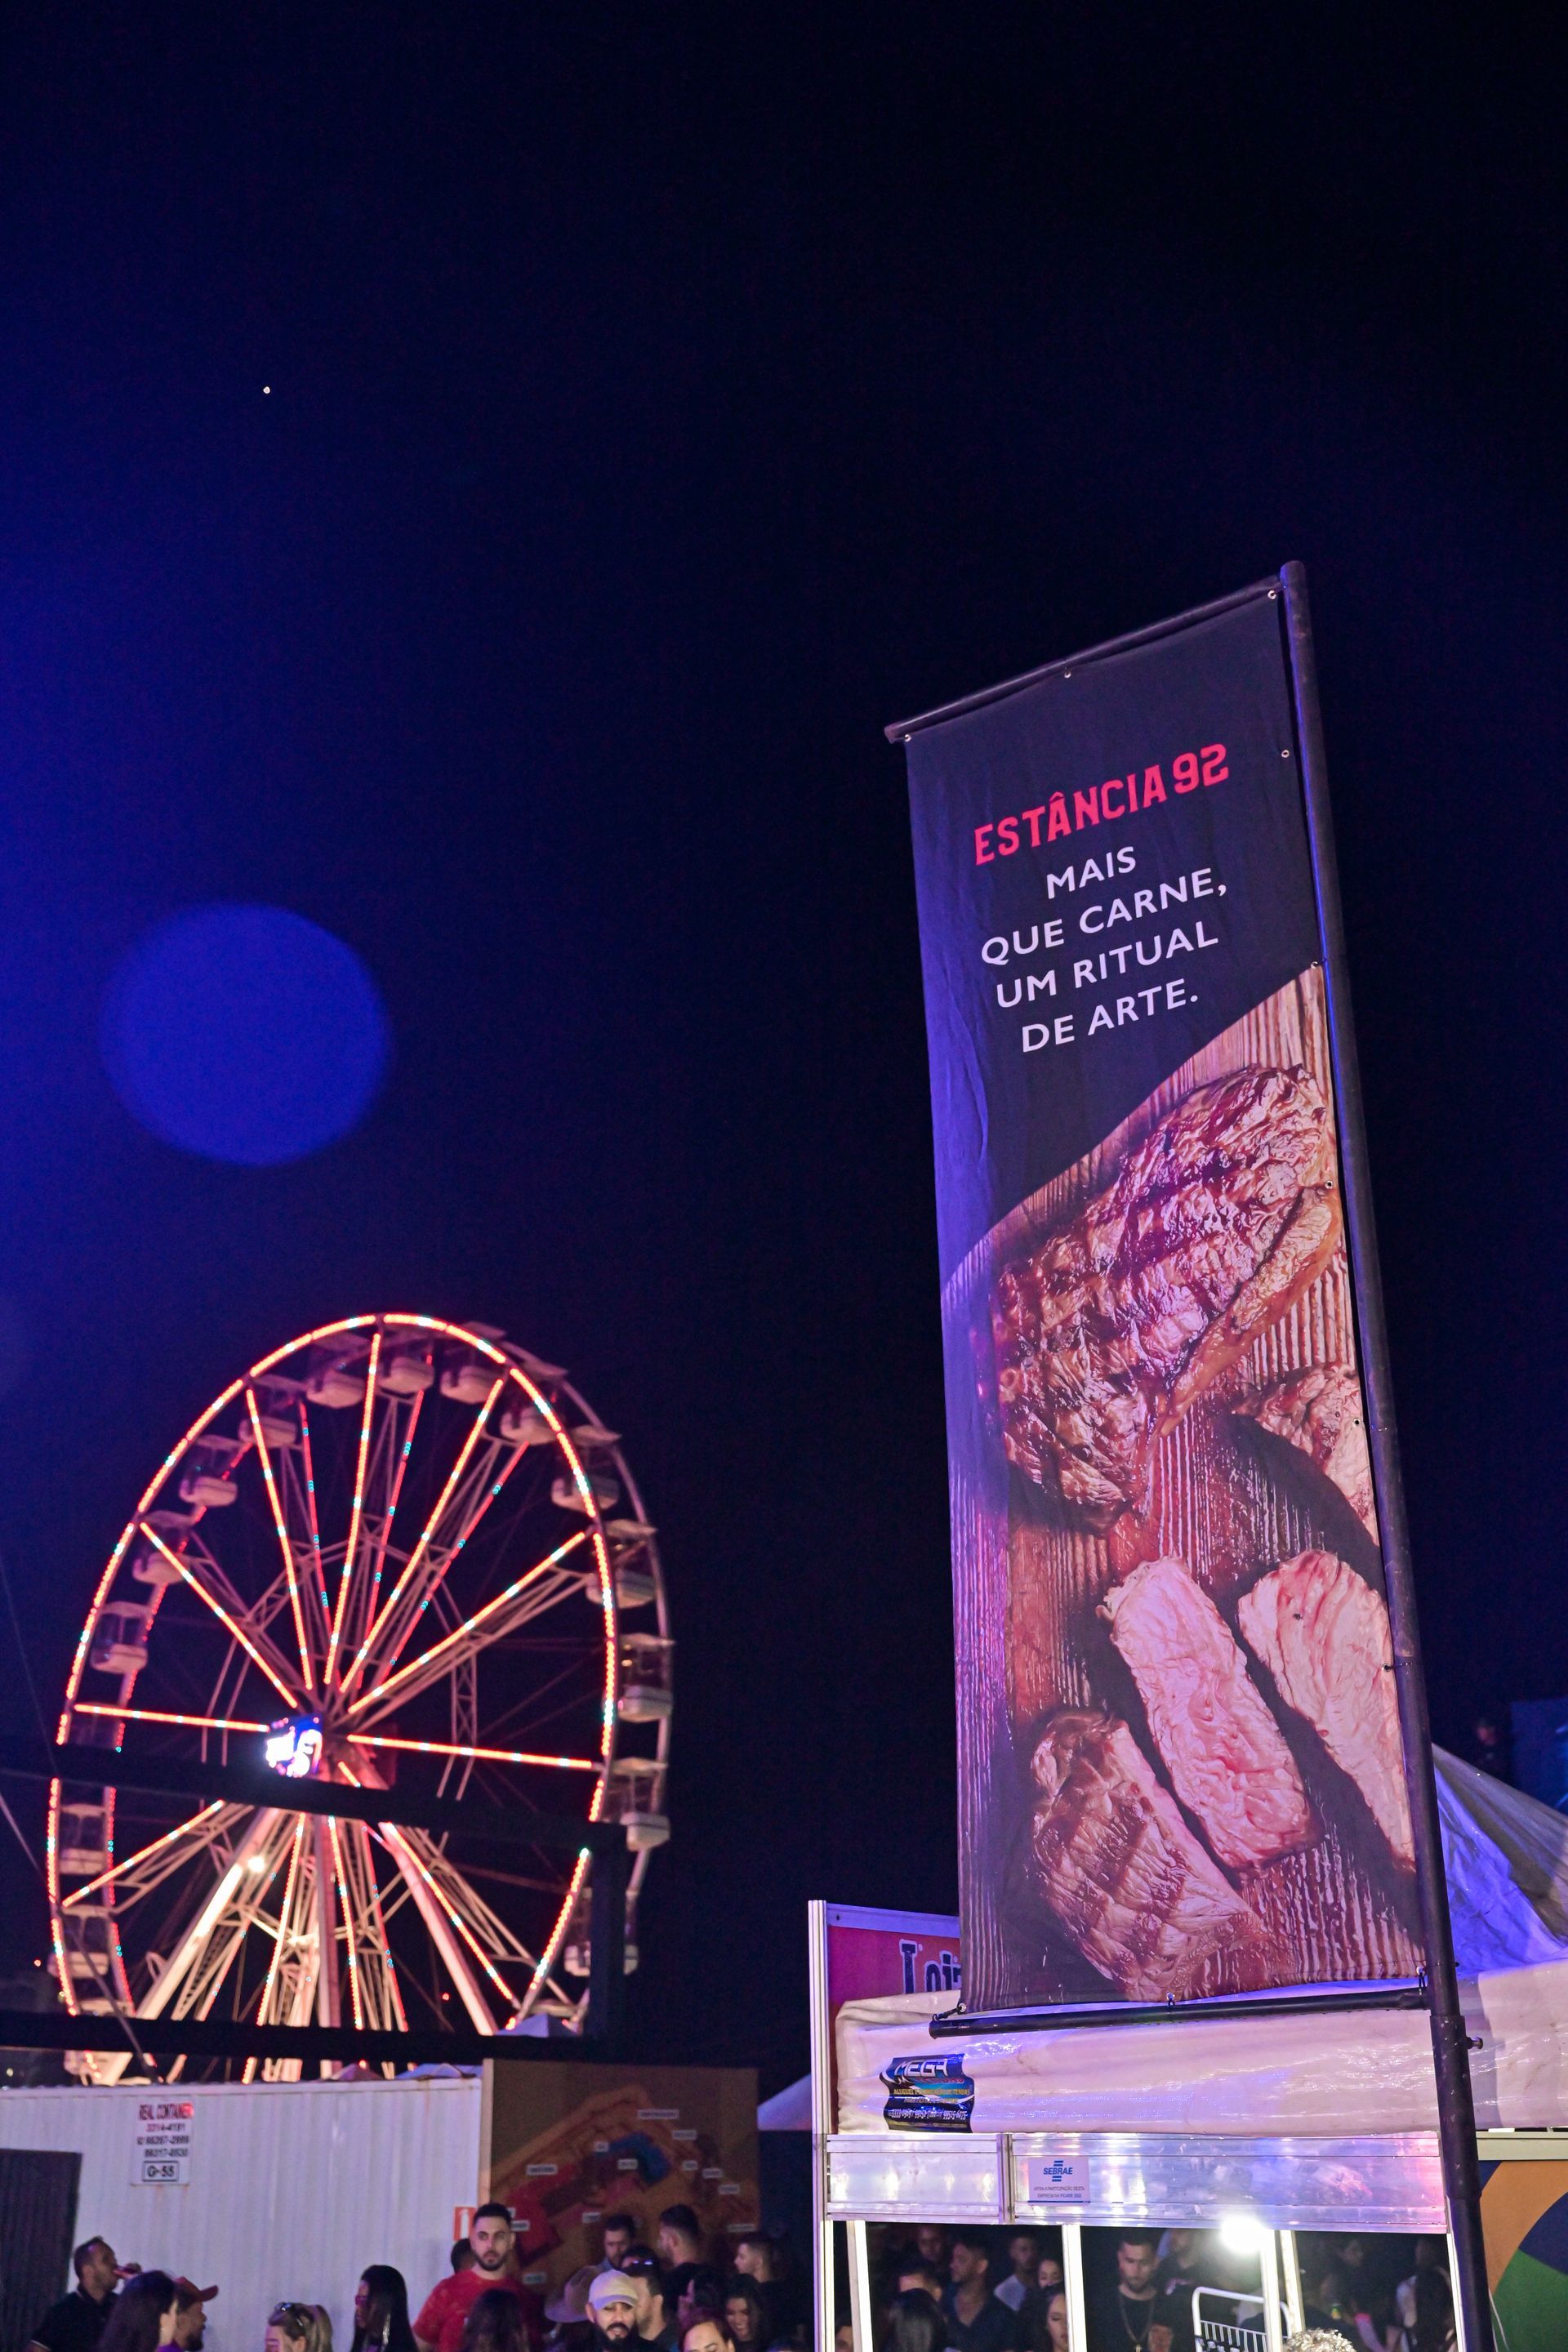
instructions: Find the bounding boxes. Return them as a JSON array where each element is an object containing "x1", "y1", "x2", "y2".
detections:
[
  {"x1": 1235, "y1": 1364, "x2": 1378, "y2": 1535},
  {"x1": 1027, "y1": 1708, "x2": 1286, "y2": 1999},
  {"x1": 1237, "y1": 1549, "x2": 1413, "y2": 1867},
  {"x1": 993, "y1": 1066, "x2": 1342, "y2": 1527},
  {"x1": 1100, "y1": 1555, "x2": 1317, "y2": 1869}
]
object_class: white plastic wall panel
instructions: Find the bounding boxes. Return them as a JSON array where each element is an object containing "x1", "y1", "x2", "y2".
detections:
[
  {"x1": 826, "y1": 2132, "x2": 1004, "y2": 2220},
  {"x1": 835, "y1": 1963, "x2": 1568, "y2": 2135},
  {"x1": 1008, "y1": 2131, "x2": 1446, "y2": 2233},
  {"x1": 0, "y1": 2075, "x2": 483, "y2": 2352}
]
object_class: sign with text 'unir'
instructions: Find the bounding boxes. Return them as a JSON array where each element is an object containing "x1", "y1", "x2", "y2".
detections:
[{"x1": 895, "y1": 581, "x2": 1419, "y2": 2012}]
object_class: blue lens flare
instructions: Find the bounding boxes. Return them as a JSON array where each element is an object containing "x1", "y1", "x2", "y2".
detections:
[{"x1": 101, "y1": 903, "x2": 390, "y2": 1166}]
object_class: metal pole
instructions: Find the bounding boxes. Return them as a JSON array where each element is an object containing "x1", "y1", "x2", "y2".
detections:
[
  {"x1": 1281, "y1": 558, "x2": 1494, "y2": 2352},
  {"x1": 1277, "y1": 2232, "x2": 1306, "y2": 2340},
  {"x1": 1258, "y1": 2230, "x2": 1285, "y2": 2352},
  {"x1": 586, "y1": 1833, "x2": 630, "y2": 2048},
  {"x1": 846, "y1": 2221, "x2": 874, "y2": 2352},
  {"x1": 808, "y1": 1903, "x2": 837, "y2": 2352},
  {"x1": 1061, "y1": 2225, "x2": 1089, "y2": 2352}
]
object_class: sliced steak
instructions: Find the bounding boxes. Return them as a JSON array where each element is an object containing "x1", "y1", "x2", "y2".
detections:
[
  {"x1": 1236, "y1": 1365, "x2": 1378, "y2": 1535},
  {"x1": 1237, "y1": 1549, "x2": 1414, "y2": 1867},
  {"x1": 1100, "y1": 1555, "x2": 1317, "y2": 1869},
  {"x1": 1027, "y1": 1708, "x2": 1286, "y2": 2000}
]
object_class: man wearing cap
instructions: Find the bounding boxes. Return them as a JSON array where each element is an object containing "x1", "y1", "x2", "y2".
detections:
[
  {"x1": 415, "y1": 2206, "x2": 531, "y2": 2352},
  {"x1": 29, "y1": 2241, "x2": 122, "y2": 2352},
  {"x1": 586, "y1": 2274, "x2": 637, "y2": 2350},
  {"x1": 172, "y1": 2283, "x2": 217, "y2": 2350}
]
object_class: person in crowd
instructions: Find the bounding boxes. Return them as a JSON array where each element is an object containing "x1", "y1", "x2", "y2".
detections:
[
  {"x1": 675, "y1": 2321, "x2": 730, "y2": 2352},
  {"x1": 1283, "y1": 2337, "x2": 1361, "y2": 2352},
  {"x1": 672, "y1": 2278, "x2": 724, "y2": 2339},
  {"x1": 654, "y1": 2216, "x2": 704, "y2": 2313},
  {"x1": 601, "y1": 2222, "x2": 637, "y2": 2274},
  {"x1": 1390, "y1": 2272, "x2": 1454, "y2": 2352},
  {"x1": 1388, "y1": 2241, "x2": 1447, "y2": 2352},
  {"x1": 941, "y1": 2231, "x2": 1014, "y2": 2352},
  {"x1": 1036, "y1": 2259, "x2": 1062, "y2": 2296},
  {"x1": 171, "y1": 2285, "x2": 217, "y2": 2352},
  {"x1": 586, "y1": 2277, "x2": 639, "y2": 2352},
  {"x1": 353, "y1": 2270, "x2": 416, "y2": 2352},
  {"x1": 541, "y1": 2270, "x2": 596, "y2": 2352},
  {"x1": 1156, "y1": 2234, "x2": 1208, "y2": 2302},
  {"x1": 461, "y1": 2291, "x2": 527, "y2": 2352},
  {"x1": 452, "y1": 2252, "x2": 477, "y2": 2278},
  {"x1": 100, "y1": 2275, "x2": 180, "y2": 2352},
  {"x1": 833, "y1": 2325, "x2": 853, "y2": 2352},
  {"x1": 619, "y1": 2253, "x2": 672, "y2": 2352},
  {"x1": 415, "y1": 2207, "x2": 528, "y2": 2352},
  {"x1": 1022, "y1": 2291, "x2": 1068, "y2": 2352},
  {"x1": 29, "y1": 2238, "x2": 122, "y2": 2352},
  {"x1": 1085, "y1": 2233, "x2": 1180, "y2": 2352},
  {"x1": 729, "y1": 2238, "x2": 791, "y2": 2340},
  {"x1": 719, "y1": 2283, "x2": 766, "y2": 2352},
  {"x1": 265, "y1": 2305, "x2": 332, "y2": 2352},
  {"x1": 996, "y1": 2234, "x2": 1040, "y2": 2314},
  {"x1": 885, "y1": 2292, "x2": 945, "y2": 2352},
  {"x1": 893, "y1": 2268, "x2": 943, "y2": 2305},
  {"x1": 912, "y1": 2230, "x2": 949, "y2": 2280}
]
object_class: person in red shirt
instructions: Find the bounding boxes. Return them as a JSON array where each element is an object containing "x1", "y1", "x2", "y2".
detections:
[{"x1": 414, "y1": 2209, "x2": 529, "y2": 2352}]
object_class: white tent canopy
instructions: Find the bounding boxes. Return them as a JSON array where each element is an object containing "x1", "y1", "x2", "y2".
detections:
[{"x1": 834, "y1": 1749, "x2": 1568, "y2": 2137}]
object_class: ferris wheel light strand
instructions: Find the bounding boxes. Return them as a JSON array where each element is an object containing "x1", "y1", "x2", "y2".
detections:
[
  {"x1": 356, "y1": 1386, "x2": 425, "y2": 1631},
  {"x1": 72, "y1": 1703, "x2": 270, "y2": 1735},
  {"x1": 137, "y1": 1523, "x2": 301, "y2": 1709},
  {"x1": 296, "y1": 1402, "x2": 330, "y2": 1619},
  {"x1": 246, "y1": 1388, "x2": 314, "y2": 1696},
  {"x1": 347, "y1": 1732, "x2": 599, "y2": 1771},
  {"x1": 340, "y1": 1370, "x2": 505, "y2": 1695}
]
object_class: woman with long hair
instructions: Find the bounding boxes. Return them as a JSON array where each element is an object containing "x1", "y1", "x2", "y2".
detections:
[
  {"x1": 351, "y1": 2271, "x2": 416, "y2": 2352},
  {"x1": 721, "y1": 2282, "x2": 768, "y2": 2352},
  {"x1": 886, "y1": 2291, "x2": 946, "y2": 2352},
  {"x1": 459, "y1": 2292, "x2": 526, "y2": 2352},
  {"x1": 265, "y1": 2306, "x2": 332, "y2": 2352},
  {"x1": 101, "y1": 2274, "x2": 180, "y2": 2352}
]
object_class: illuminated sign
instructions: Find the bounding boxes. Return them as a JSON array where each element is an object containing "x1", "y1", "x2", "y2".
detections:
[{"x1": 265, "y1": 1715, "x2": 323, "y2": 1779}]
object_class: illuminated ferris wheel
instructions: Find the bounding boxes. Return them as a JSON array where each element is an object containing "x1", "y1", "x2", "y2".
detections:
[{"x1": 47, "y1": 1314, "x2": 670, "y2": 2079}]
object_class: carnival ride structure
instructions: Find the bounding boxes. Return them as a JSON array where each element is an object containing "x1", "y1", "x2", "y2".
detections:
[{"x1": 46, "y1": 1314, "x2": 670, "y2": 2078}]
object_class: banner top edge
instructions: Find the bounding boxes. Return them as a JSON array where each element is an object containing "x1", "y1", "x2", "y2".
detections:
[{"x1": 882, "y1": 569, "x2": 1290, "y2": 746}]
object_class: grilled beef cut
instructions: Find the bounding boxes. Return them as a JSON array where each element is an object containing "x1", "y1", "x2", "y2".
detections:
[
  {"x1": 1100, "y1": 1556, "x2": 1317, "y2": 1869},
  {"x1": 1237, "y1": 1550, "x2": 1414, "y2": 1867},
  {"x1": 1028, "y1": 1708, "x2": 1285, "y2": 1999},
  {"x1": 994, "y1": 1067, "x2": 1342, "y2": 1528},
  {"x1": 1236, "y1": 1365, "x2": 1378, "y2": 1535}
]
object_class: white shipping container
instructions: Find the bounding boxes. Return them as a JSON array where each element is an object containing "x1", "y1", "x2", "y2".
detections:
[{"x1": 0, "y1": 2074, "x2": 484, "y2": 2352}]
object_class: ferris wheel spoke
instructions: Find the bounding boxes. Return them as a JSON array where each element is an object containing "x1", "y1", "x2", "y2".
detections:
[
  {"x1": 341, "y1": 1817, "x2": 407, "y2": 2034},
  {"x1": 337, "y1": 1374, "x2": 506, "y2": 1697},
  {"x1": 346, "y1": 1531, "x2": 590, "y2": 1722},
  {"x1": 376, "y1": 1820, "x2": 501, "y2": 2034},
  {"x1": 366, "y1": 1429, "x2": 529, "y2": 1690},
  {"x1": 354, "y1": 1388, "x2": 425, "y2": 1663},
  {"x1": 138, "y1": 1807, "x2": 284, "y2": 2023},
  {"x1": 69, "y1": 1702, "x2": 271, "y2": 1737},
  {"x1": 349, "y1": 1731, "x2": 600, "y2": 1772},
  {"x1": 246, "y1": 1388, "x2": 318, "y2": 1697},
  {"x1": 60, "y1": 1802, "x2": 237, "y2": 1912},
  {"x1": 161, "y1": 1813, "x2": 293, "y2": 2025},
  {"x1": 137, "y1": 1525, "x2": 302, "y2": 1710}
]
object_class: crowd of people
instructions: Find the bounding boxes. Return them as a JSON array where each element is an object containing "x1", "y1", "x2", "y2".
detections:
[
  {"x1": 24, "y1": 2216, "x2": 1458, "y2": 2352},
  {"x1": 26, "y1": 2204, "x2": 807, "y2": 2352},
  {"x1": 853, "y1": 2225, "x2": 1458, "y2": 2352}
]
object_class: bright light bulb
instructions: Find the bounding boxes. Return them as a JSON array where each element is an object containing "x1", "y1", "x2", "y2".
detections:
[
  {"x1": 1219, "y1": 2213, "x2": 1266, "y2": 2256},
  {"x1": 247, "y1": 1854, "x2": 267, "y2": 1874}
]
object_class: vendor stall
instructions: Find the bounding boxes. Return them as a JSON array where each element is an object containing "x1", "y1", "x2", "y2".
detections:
[{"x1": 812, "y1": 1756, "x2": 1568, "y2": 2352}]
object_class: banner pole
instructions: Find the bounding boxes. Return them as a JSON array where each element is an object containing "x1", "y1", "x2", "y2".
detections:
[{"x1": 1281, "y1": 558, "x2": 1494, "y2": 2352}]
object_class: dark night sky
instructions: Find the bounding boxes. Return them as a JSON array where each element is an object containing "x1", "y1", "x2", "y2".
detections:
[{"x1": 0, "y1": 7, "x2": 1563, "y2": 2088}]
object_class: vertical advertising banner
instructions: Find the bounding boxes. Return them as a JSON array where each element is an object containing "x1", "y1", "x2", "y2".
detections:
[{"x1": 897, "y1": 581, "x2": 1420, "y2": 2013}]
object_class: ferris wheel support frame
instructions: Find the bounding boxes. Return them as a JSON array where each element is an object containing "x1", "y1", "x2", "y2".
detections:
[{"x1": 2, "y1": 1731, "x2": 633, "y2": 2051}]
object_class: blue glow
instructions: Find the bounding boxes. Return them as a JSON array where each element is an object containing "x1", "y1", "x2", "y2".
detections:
[{"x1": 101, "y1": 903, "x2": 390, "y2": 1165}]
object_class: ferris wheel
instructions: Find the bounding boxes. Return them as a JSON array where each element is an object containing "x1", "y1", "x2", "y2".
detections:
[{"x1": 47, "y1": 1314, "x2": 671, "y2": 2080}]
